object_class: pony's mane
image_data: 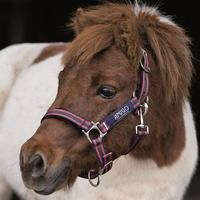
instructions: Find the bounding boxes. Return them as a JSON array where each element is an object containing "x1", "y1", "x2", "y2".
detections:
[{"x1": 62, "y1": 2, "x2": 192, "y2": 105}]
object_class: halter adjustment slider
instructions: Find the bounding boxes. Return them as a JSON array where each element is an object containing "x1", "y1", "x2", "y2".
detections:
[{"x1": 98, "y1": 160, "x2": 113, "y2": 176}]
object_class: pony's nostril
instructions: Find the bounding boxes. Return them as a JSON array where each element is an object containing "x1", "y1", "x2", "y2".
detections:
[{"x1": 29, "y1": 154, "x2": 47, "y2": 178}]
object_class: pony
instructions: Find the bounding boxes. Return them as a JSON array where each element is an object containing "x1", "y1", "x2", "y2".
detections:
[{"x1": 0, "y1": 2, "x2": 198, "y2": 200}]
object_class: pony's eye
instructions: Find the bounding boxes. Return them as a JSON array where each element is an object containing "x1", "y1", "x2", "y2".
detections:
[{"x1": 97, "y1": 85, "x2": 117, "y2": 99}]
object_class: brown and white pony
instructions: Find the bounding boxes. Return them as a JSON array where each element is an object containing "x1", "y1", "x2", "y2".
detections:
[{"x1": 0, "y1": 2, "x2": 198, "y2": 200}]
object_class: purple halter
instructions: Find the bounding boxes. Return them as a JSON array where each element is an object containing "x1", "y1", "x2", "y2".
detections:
[{"x1": 41, "y1": 49, "x2": 150, "y2": 186}]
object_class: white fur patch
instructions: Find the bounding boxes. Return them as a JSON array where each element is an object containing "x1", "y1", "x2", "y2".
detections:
[{"x1": 0, "y1": 43, "x2": 49, "y2": 113}]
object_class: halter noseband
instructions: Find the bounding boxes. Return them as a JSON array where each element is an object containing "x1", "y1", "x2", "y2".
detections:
[{"x1": 41, "y1": 49, "x2": 150, "y2": 187}]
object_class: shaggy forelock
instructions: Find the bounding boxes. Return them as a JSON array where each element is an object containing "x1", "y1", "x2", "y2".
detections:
[{"x1": 63, "y1": 23, "x2": 114, "y2": 66}]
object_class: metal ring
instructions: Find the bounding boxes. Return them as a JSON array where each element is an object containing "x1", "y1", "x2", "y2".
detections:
[{"x1": 88, "y1": 170, "x2": 100, "y2": 187}]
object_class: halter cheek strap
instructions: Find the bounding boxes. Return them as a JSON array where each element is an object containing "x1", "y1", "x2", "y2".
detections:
[{"x1": 41, "y1": 49, "x2": 150, "y2": 187}]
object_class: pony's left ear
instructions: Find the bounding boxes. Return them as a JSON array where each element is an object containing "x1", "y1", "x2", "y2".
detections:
[
  {"x1": 69, "y1": 4, "x2": 129, "y2": 35},
  {"x1": 137, "y1": 11, "x2": 193, "y2": 104},
  {"x1": 69, "y1": 8, "x2": 86, "y2": 35},
  {"x1": 69, "y1": 7, "x2": 103, "y2": 35}
]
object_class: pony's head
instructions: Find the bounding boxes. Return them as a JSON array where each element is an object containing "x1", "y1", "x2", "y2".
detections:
[{"x1": 20, "y1": 3, "x2": 192, "y2": 195}]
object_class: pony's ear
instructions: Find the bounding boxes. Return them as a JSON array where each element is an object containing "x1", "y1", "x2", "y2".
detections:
[
  {"x1": 69, "y1": 3, "x2": 133, "y2": 35},
  {"x1": 137, "y1": 11, "x2": 193, "y2": 104},
  {"x1": 69, "y1": 7, "x2": 104, "y2": 35},
  {"x1": 69, "y1": 8, "x2": 87, "y2": 35}
]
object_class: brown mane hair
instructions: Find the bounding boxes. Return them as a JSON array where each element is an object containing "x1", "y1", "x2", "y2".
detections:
[{"x1": 63, "y1": 2, "x2": 192, "y2": 105}]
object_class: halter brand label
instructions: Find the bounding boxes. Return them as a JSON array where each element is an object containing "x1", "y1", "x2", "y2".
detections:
[{"x1": 114, "y1": 105, "x2": 130, "y2": 120}]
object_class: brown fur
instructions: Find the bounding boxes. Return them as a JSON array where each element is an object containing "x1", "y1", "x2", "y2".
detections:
[
  {"x1": 33, "y1": 43, "x2": 67, "y2": 64},
  {"x1": 20, "y1": 2, "x2": 193, "y2": 193}
]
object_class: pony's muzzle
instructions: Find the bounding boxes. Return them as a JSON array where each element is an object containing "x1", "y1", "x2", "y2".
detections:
[{"x1": 20, "y1": 140, "x2": 71, "y2": 195}]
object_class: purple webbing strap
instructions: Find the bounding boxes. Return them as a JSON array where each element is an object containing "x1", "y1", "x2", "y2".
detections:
[
  {"x1": 42, "y1": 109, "x2": 113, "y2": 177},
  {"x1": 98, "y1": 97, "x2": 140, "y2": 132},
  {"x1": 137, "y1": 50, "x2": 150, "y2": 102},
  {"x1": 41, "y1": 98, "x2": 141, "y2": 178},
  {"x1": 90, "y1": 138, "x2": 113, "y2": 178},
  {"x1": 42, "y1": 97, "x2": 142, "y2": 134},
  {"x1": 42, "y1": 109, "x2": 93, "y2": 131},
  {"x1": 137, "y1": 70, "x2": 149, "y2": 103},
  {"x1": 99, "y1": 61, "x2": 149, "y2": 132},
  {"x1": 41, "y1": 98, "x2": 140, "y2": 175}
]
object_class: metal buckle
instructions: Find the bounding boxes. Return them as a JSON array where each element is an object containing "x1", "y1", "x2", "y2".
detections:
[
  {"x1": 136, "y1": 124, "x2": 149, "y2": 135},
  {"x1": 82, "y1": 121, "x2": 107, "y2": 143},
  {"x1": 136, "y1": 107, "x2": 149, "y2": 135}
]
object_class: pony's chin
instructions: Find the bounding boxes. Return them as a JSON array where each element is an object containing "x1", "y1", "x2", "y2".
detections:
[
  {"x1": 34, "y1": 189, "x2": 54, "y2": 195},
  {"x1": 33, "y1": 176, "x2": 66, "y2": 195}
]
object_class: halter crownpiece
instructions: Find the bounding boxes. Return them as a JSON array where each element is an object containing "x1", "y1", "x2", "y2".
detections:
[{"x1": 41, "y1": 49, "x2": 150, "y2": 187}]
